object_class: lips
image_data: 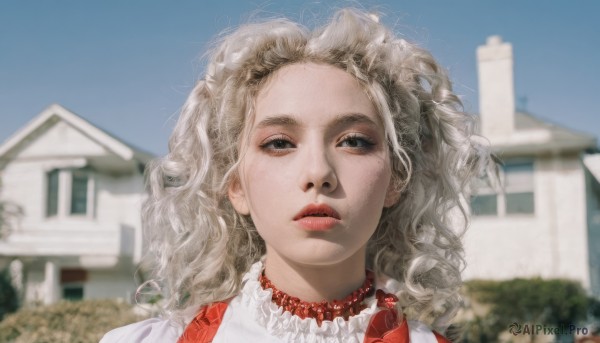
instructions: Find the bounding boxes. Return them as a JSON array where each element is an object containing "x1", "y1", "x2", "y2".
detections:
[{"x1": 293, "y1": 203, "x2": 341, "y2": 231}]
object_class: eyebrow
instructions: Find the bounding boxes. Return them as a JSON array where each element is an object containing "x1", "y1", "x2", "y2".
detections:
[
  {"x1": 255, "y1": 112, "x2": 379, "y2": 130},
  {"x1": 255, "y1": 115, "x2": 300, "y2": 129},
  {"x1": 333, "y1": 113, "x2": 379, "y2": 128}
]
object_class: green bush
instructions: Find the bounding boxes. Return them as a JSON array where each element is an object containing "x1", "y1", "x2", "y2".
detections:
[
  {"x1": 459, "y1": 278, "x2": 592, "y2": 342},
  {"x1": 0, "y1": 269, "x2": 18, "y2": 320},
  {"x1": 0, "y1": 299, "x2": 148, "y2": 343}
]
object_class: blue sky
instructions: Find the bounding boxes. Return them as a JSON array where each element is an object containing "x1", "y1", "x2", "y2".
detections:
[{"x1": 1, "y1": 1, "x2": 599, "y2": 155}]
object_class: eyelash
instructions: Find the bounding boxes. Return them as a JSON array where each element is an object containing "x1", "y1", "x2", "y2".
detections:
[
  {"x1": 259, "y1": 135, "x2": 295, "y2": 152},
  {"x1": 337, "y1": 134, "x2": 376, "y2": 150}
]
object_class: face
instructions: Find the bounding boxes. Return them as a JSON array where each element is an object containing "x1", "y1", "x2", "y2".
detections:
[{"x1": 229, "y1": 62, "x2": 399, "y2": 267}]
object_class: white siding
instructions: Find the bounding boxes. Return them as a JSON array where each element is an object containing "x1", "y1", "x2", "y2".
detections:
[
  {"x1": 86, "y1": 270, "x2": 137, "y2": 300},
  {"x1": 464, "y1": 154, "x2": 591, "y2": 289}
]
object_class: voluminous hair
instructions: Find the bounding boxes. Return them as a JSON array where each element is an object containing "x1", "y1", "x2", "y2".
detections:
[{"x1": 143, "y1": 8, "x2": 491, "y2": 331}]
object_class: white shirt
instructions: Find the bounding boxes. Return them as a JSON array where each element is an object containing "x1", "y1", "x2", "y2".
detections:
[{"x1": 101, "y1": 261, "x2": 439, "y2": 343}]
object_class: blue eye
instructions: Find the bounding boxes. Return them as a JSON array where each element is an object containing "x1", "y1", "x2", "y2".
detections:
[
  {"x1": 259, "y1": 135, "x2": 296, "y2": 153},
  {"x1": 264, "y1": 139, "x2": 294, "y2": 149}
]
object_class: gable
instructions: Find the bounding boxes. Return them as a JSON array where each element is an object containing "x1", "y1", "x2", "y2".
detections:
[
  {"x1": 0, "y1": 104, "x2": 153, "y2": 170},
  {"x1": 14, "y1": 119, "x2": 110, "y2": 160}
]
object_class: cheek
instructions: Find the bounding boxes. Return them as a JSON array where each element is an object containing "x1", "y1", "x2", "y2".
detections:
[
  {"x1": 240, "y1": 155, "x2": 294, "y2": 213},
  {"x1": 244, "y1": 159, "x2": 290, "y2": 190},
  {"x1": 342, "y1": 156, "x2": 391, "y2": 200},
  {"x1": 340, "y1": 157, "x2": 392, "y2": 228}
]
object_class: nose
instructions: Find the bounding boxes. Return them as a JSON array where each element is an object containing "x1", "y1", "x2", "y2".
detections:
[{"x1": 299, "y1": 145, "x2": 338, "y2": 193}]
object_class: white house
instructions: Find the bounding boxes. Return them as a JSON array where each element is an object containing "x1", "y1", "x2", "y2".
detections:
[
  {"x1": 464, "y1": 36, "x2": 600, "y2": 298},
  {"x1": 0, "y1": 104, "x2": 152, "y2": 304}
]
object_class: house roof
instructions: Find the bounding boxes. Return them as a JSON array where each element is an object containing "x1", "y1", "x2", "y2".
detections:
[
  {"x1": 484, "y1": 111, "x2": 597, "y2": 156},
  {"x1": 0, "y1": 104, "x2": 154, "y2": 168}
]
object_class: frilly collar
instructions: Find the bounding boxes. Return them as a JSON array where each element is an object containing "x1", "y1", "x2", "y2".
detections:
[{"x1": 238, "y1": 260, "x2": 399, "y2": 343}]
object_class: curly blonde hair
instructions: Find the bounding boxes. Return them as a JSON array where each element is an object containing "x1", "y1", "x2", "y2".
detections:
[{"x1": 143, "y1": 8, "x2": 490, "y2": 331}]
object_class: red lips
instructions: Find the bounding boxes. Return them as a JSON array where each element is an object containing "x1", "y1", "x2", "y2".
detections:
[{"x1": 293, "y1": 203, "x2": 341, "y2": 231}]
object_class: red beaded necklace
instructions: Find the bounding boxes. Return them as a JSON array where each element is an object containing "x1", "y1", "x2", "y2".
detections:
[{"x1": 259, "y1": 270, "x2": 376, "y2": 326}]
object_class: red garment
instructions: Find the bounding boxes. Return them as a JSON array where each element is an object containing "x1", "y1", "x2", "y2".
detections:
[
  {"x1": 177, "y1": 301, "x2": 451, "y2": 343},
  {"x1": 176, "y1": 302, "x2": 228, "y2": 343},
  {"x1": 362, "y1": 308, "x2": 409, "y2": 342}
]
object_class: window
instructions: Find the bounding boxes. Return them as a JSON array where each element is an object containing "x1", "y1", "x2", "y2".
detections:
[
  {"x1": 61, "y1": 268, "x2": 87, "y2": 301},
  {"x1": 504, "y1": 161, "x2": 535, "y2": 214},
  {"x1": 504, "y1": 162, "x2": 534, "y2": 214},
  {"x1": 63, "y1": 285, "x2": 84, "y2": 301},
  {"x1": 471, "y1": 194, "x2": 498, "y2": 216},
  {"x1": 70, "y1": 171, "x2": 88, "y2": 214},
  {"x1": 46, "y1": 170, "x2": 59, "y2": 217},
  {"x1": 45, "y1": 168, "x2": 93, "y2": 218},
  {"x1": 470, "y1": 160, "x2": 535, "y2": 216}
]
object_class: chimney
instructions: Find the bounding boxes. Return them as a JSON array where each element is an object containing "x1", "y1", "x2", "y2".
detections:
[{"x1": 477, "y1": 35, "x2": 515, "y2": 139}]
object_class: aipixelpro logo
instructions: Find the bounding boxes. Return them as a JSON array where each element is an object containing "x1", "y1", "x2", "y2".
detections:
[
  {"x1": 508, "y1": 322, "x2": 522, "y2": 335},
  {"x1": 508, "y1": 322, "x2": 589, "y2": 336}
]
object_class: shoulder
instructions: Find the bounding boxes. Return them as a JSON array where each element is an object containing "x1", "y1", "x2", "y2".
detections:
[
  {"x1": 407, "y1": 320, "x2": 451, "y2": 343},
  {"x1": 99, "y1": 317, "x2": 182, "y2": 343},
  {"x1": 375, "y1": 276, "x2": 450, "y2": 343}
]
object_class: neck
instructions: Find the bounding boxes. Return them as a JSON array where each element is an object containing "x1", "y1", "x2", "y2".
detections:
[{"x1": 263, "y1": 246, "x2": 367, "y2": 302}]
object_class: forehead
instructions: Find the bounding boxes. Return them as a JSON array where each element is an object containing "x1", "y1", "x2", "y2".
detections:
[{"x1": 252, "y1": 62, "x2": 380, "y2": 127}]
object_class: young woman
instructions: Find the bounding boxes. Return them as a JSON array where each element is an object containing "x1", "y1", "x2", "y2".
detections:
[{"x1": 102, "y1": 8, "x2": 490, "y2": 343}]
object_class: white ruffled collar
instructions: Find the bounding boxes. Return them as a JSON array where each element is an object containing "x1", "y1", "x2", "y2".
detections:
[{"x1": 237, "y1": 260, "x2": 399, "y2": 343}]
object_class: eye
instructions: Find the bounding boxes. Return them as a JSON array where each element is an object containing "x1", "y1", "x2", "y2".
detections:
[
  {"x1": 338, "y1": 134, "x2": 375, "y2": 149},
  {"x1": 259, "y1": 135, "x2": 296, "y2": 153},
  {"x1": 265, "y1": 139, "x2": 294, "y2": 149}
]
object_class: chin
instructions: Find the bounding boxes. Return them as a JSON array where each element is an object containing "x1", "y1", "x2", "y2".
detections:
[{"x1": 283, "y1": 242, "x2": 364, "y2": 267}]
